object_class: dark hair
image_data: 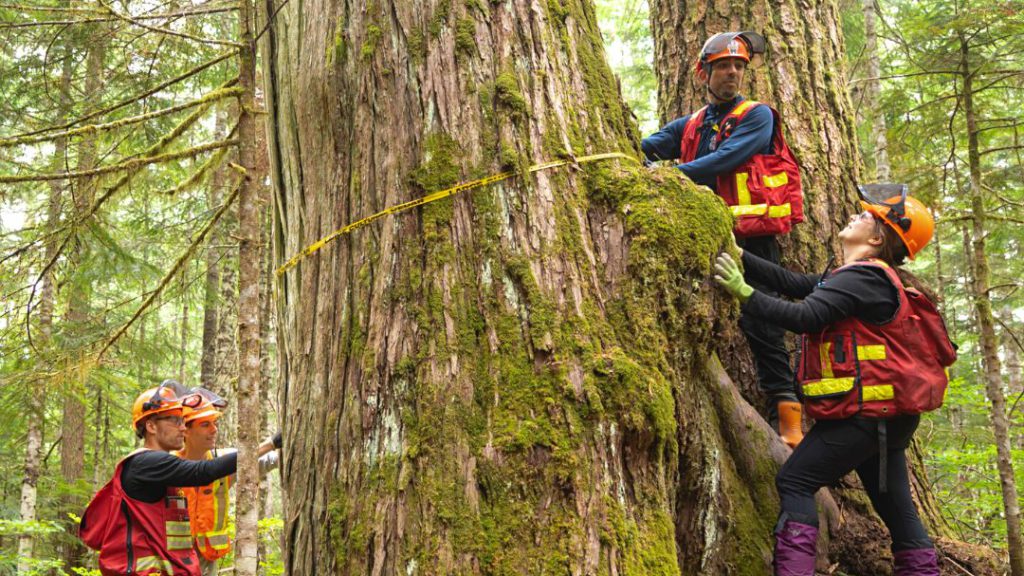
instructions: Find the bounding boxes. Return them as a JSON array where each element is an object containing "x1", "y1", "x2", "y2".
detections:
[
  {"x1": 135, "y1": 421, "x2": 147, "y2": 439},
  {"x1": 874, "y1": 221, "x2": 939, "y2": 303}
]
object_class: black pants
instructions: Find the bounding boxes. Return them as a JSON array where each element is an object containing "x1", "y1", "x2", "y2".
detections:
[
  {"x1": 738, "y1": 236, "x2": 794, "y2": 397},
  {"x1": 775, "y1": 415, "x2": 933, "y2": 552}
]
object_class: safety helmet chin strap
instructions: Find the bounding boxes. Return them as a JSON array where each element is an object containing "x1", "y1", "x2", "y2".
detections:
[{"x1": 706, "y1": 82, "x2": 730, "y2": 103}]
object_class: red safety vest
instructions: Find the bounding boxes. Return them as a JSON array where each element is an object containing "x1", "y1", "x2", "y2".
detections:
[
  {"x1": 679, "y1": 100, "x2": 804, "y2": 238},
  {"x1": 798, "y1": 260, "x2": 957, "y2": 419},
  {"x1": 174, "y1": 449, "x2": 233, "y2": 561},
  {"x1": 79, "y1": 450, "x2": 201, "y2": 576}
]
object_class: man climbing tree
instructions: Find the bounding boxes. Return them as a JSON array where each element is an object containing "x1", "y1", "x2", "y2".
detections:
[{"x1": 641, "y1": 31, "x2": 806, "y2": 447}]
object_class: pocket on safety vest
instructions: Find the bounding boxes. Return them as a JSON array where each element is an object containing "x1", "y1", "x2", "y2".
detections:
[
  {"x1": 728, "y1": 155, "x2": 801, "y2": 237},
  {"x1": 800, "y1": 332, "x2": 857, "y2": 400}
]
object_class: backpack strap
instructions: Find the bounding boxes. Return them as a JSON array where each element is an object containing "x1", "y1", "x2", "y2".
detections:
[{"x1": 679, "y1": 106, "x2": 708, "y2": 162}]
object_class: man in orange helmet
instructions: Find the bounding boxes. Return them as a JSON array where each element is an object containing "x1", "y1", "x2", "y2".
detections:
[
  {"x1": 79, "y1": 380, "x2": 239, "y2": 575},
  {"x1": 643, "y1": 31, "x2": 806, "y2": 447},
  {"x1": 174, "y1": 390, "x2": 281, "y2": 576}
]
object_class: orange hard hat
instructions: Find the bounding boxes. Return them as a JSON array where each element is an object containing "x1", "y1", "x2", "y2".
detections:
[
  {"x1": 859, "y1": 193, "x2": 934, "y2": 259},
  {"x1": 182, "y1": 399, "x2": 222, "y2": 425},
  {"x1": 696, "y1": 31, "x2": 766, "y2": 73},
  {"x1": 131, "y1": 380, "x2": 187, "y2": 428}
]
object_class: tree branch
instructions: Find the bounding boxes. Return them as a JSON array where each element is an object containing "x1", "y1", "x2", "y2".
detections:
[
  {"x1": 0, "y1": 139, "x2": 237, "y2": 183},
  {"x1": 97, "y1": 0, "x2": 242, "y2": 48},
  {"x1": 980, "y1": 145, "x2": 1024, "y2": 156},
  {"x1": 8, "y1": 50, "x2": 237, "y2": 141},
  {"x1": 0, "y1": 84, "x2": 240, "y2": 148},
  {"x1": 0, "y1": 4, "x2": 236, "y2": 27}
]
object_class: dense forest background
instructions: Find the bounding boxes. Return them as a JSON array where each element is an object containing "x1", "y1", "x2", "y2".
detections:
[{"x1": 0, "y1": 0, "x2": 1020, "y2": 574}]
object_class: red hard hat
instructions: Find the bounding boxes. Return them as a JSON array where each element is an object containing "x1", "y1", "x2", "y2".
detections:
[{"x1": 695, "y1": 31, "x2": 766, "y2": 74}]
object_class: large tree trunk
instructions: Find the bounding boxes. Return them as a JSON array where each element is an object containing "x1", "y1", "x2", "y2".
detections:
[
  {"x1": 261, "y1": 0, "x2": 803, "y2": 573},
  {"x1": 960, "y1": 33, "x2": 1024, "y2": 576}
]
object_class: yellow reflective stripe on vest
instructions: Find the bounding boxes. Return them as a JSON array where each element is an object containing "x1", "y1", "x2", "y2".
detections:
[
  {"x1": 165, "y1": 520, "x2": 191, "y2": 537},
  {"x1": 818, "y1": 342, "x2": 887, "y2": 379},
  {"x1": 858, "y1": 345, "x2": 887, "y2": 361},
  {"x1": 167, "y1": 535, "x2": 194, "y2": 550},
  {"x1": 863, "y1": 384, "x2": 894, "y2": 401},
  {"x1": 820, "y1": 343, "x2": 834, "y2": 378},
  {"x1": 135, "y1": 556, "x2": 174, "y2": 573},
  {"x1": 802, "y1": 377, "x2": 855, "y2": 397},
  {"x1": 736, "y1": 172, "x2": 752, "y2": 206},
  {"x1": 763, "y1": 171, "x2": 789, "y2": 188},
  {"x1": 212, "y1": 477, "x2": 229, "y2": 533},
  {"x1": 729, "y1": 203, "x2": 792, "y2": 218},
  {"x1": 207, "y1": 533, "x2": 231, "y2": 550},
  {"x1": 730, "y1": 100, "x2": 756, "y2": 117}
]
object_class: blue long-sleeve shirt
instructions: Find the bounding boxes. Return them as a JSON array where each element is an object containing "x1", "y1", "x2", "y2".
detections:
[{"x1": 641, "y1": 96, "x2": 774, "y2": 191}]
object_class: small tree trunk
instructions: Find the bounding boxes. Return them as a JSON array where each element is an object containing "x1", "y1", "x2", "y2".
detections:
[
  {"x1": 180, "y1": 271, "x2": 190, "y2": 383},
  {"x1": 961, "y1": 32, "x2": 1024, "y2": 576},
  {"x1": 61, "y1": 18, "x2": 106, "y2": 567},
  {"x1": 1003, "y1": 309, "x2": 1023, "y2": 450},
  {"x1": 234, "y1": 0, "x2": 262, "y2": 571},
  {"x1": 862, "y1": 0, "x2": 890, "y2": 181},
  {"x1": 18, "y1": 18, "x2": 73, "y2": 566},
  {"x1": 201, "y1": 112, "x2": 228, "y2": 390}
]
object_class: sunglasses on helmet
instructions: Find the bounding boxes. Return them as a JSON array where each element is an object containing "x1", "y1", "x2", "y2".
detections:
[{"x1": 141, "y1": 379, "x2": 190, "y2": 412}]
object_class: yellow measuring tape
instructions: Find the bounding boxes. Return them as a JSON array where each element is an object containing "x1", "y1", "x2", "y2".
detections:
[{"x1": 275, "y1": 151, "x2": 637, "y2": 277}]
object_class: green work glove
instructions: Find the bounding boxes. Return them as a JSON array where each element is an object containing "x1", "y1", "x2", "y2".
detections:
[{"x1": 714, "y1": 252, "x2": 754, "y2": 302}]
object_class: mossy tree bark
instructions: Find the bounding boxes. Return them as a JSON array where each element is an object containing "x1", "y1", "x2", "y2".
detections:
[{"x1": 263, "y1": 0, "x2": 795, "y2": 573}]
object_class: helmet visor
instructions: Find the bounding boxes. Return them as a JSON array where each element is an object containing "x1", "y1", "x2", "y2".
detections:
[
  {"x1": 185, "y1": 387, "x2": 228, "y2": 409},
  {"x1": 702, "y1": 31, "x2": 766, "y2": 59},
  {"x1": 858, "y1": 183, "x2": 910, "y2": 231},
  {"x1": 143, "y1": 379, "x2": 189, "y2": 412}
]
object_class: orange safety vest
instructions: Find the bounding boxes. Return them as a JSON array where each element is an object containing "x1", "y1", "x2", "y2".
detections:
[
  {"x1": 174, "y1": 449, "x2": 233, "y2": 561},
  {"x1": 679, "y1": 100, "x2": 804, "y2": 238}
]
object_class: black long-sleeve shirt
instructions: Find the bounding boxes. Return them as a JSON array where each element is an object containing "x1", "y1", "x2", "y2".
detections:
[
  {"x1": 740, "y1": 251, "x2": 899, "y2": 334},
  {"x1": 121, "y1": 450, "x2": 237, "y2": 503}
]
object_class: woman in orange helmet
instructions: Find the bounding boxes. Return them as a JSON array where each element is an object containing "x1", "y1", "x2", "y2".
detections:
[{"x1": 714, "y1": 185, "x2": 953, "y2": 575}]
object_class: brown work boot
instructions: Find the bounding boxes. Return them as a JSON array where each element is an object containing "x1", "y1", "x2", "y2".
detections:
[{"x1": 777, "y1": 400, "x2": 804, "y2": 448}]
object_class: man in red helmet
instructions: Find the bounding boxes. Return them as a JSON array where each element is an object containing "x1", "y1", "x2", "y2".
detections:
[
  {"x1": 643, "y1": 31, "x2": 806, "y2": 447},
  {"x1": 79, "y1": 381, "x2": 238, "y2": 575}
]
